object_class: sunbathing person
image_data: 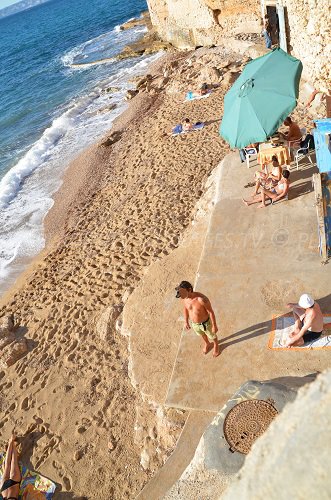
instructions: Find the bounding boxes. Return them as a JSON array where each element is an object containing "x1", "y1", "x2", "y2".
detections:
[
  {"x1": 253, "y1": 155, "x2": 282, "y2": 195},
  {"x1": 197, "y1": 82, "x2": 209, "y2": 96},
  {"x1": 286, "y1": 294, "x2": 324, "y2": 347},
  {"x1": 182, "y1": 118, "x2": 193, "y2": 132},
  {"x1": 1, "y1": 434, "x2": 21, "y2": 500},
  {"x1": 243, "y1": 169, "x2": 290, "y2": 208}
]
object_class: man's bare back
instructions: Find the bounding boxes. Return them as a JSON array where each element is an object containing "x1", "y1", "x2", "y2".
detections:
[{"x1": 286, "y1": 294, "x2": 324, "y2": 347}]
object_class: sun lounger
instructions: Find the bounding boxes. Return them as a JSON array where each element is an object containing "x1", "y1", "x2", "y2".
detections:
[
  {"x1": 171, "y1": 122, "x2": 205, "y2": 136},
  {"x1": 185, "y1": 91, "x2": 211, "y2": 101}
]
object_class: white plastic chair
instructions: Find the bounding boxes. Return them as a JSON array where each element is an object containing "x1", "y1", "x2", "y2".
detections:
[
  {"x1": 288, "y1": 127, "x2": 306, "y2": 159},
  {"x1": 244, "y1": 147, "x2": 258, "y2": 168},
  {"x1": 294, "y1": 136, "x2": 315, "y2": 170}
]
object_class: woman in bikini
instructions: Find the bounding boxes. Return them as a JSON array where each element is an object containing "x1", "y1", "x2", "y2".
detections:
[
  {"x1": 0, "y1": 434, "x2": 21, "y2": 500},
  {"x1": 243, "y1": 169, "x2": 290, "y2": 208},
  {"x1": 1, "y1": 435, "x2": 46, "y2": 500},
  {"x1": 253, "y1": 155, "x2": 283, "y2": 196}
]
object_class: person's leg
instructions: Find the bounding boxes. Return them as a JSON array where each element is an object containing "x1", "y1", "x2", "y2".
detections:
[
  {"x1": 242, "y1": 194, "x2": 262, "y2": 206},
  {"x1": 1, "y1": 437, "x2": 14, "y2": 486},
  {"x1": 200, "y1": 333, "x2": 213, "y2": 354},
  {"x1": 292, "y1": 306, "x2": 306, "y2": 333},
  {"x1": 287, "y1": 336, "x2": 305, "y2": 347},
  {"x1": 258, "y1": 189, "x2": 267, "y2": 208},
  {"x1": 9, "y1": 439, "x2": 21, "y2": 482},
  {"x1": 212, "y1": 337, "x2": 220, "y2": 357},
  {"x1": 1, "y1": 435, "x2": 21, "y2": 499},
  {"x1": 253, "y1": 178, "x2": 262, "y2": 196},
  {"x1": 263, "y1": 31, "x2": 272, "y2": 49}
]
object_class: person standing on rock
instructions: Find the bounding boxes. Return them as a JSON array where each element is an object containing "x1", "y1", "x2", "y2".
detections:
[{"x1": 175, "y1": 280, "x2": 220, "y2": 357}]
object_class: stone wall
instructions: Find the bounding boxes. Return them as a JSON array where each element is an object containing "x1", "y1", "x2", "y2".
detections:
[
  {"x1": 146, "y1": 0, "x2": 261, "y2": 48},
  {"x1": 146, "y1": 0, "x2": 329, "y2": 90},
  {"x1": 284, "y1": 0, "x2": 330, "y2": 92}
]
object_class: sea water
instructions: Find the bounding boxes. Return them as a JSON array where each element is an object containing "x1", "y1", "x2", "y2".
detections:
[{"x1": 0, "y1": 0, "x2": 160, "y2": 295}]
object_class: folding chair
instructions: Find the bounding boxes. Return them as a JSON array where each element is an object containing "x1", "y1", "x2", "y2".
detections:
[
  {"x1": 288, "y1": 127, "x2": 306, "y2": 160},
  {"x1": 244, "y1": 147, "x2": 259, "y2": 168},
  {"x1": 294, "y1": 136, "x2": 315, "y2": 170}
]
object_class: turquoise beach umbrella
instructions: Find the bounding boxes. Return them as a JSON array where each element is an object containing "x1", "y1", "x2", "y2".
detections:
[{"x1": 219, "y1": 48, "x2": 303, "y2": 149}]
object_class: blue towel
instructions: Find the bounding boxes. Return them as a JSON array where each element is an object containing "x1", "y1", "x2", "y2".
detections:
[{"x1": 173, "y1": 124, "x2": 183, "y2": 134}]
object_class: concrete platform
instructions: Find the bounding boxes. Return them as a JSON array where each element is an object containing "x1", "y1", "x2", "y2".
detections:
[{"x1": 166, "y1": 153, "x2": 331, "y2": 411}]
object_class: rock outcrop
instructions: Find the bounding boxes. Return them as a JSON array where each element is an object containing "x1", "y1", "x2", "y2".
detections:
[
  {"x1": 0, "y1": 315, "x2": 28, "y2": 368},
  {"x1": 163, "y1": 376, "x2": 314, "y2": 499},
  {"x1": 146, "y1": 0, "x2": 261, "y2": 48},
  {"x1": 223, "y1": 370, "x2": 331, "y2": 499},
  {"x1": 146, "y1": 0, "x2": 329, "y2": 92}
]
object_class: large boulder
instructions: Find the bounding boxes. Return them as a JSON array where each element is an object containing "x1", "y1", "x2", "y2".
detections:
[
  {"x1": 96, "y1": 305, "x2": 123, "y2": 342},
  {"x1": 0, "y1": 338, "x2": 28, "y2": 368}
]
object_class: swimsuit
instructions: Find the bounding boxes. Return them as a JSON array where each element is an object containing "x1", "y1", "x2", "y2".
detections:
[
  {"x1": 300, "y1": 319, "x2": 323, "y2": 343},
  {"x1": 191, "y1": 317, "x2": 216, "y2": 340},
  {"x1": 0, "y1": 478, "x2": 20, "y2": 500}
]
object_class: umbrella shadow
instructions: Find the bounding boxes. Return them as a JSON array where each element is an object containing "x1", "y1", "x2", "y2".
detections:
[
  {"x1": 289, "y1": 180, "x2": 313, "y2": 199},
  {"x1": 288, "y1": 162, "x2": 318, "y2": 199}
]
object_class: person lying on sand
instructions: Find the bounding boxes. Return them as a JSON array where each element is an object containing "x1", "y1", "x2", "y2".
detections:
[
  {"x1": 243, "y1": 169, "x2": 290, "y2": 208},
  {"x1": 190, "y1": 83, "x2": 210, "y2": 98},
  {"x1": 285, "y1": 294, "x2": 324, "y2": 347},
  {"x1": 182, "y1": 118, "x2": 193, "y2": 132},
  {"x1": 253, "y1": 155, "x2": 282, "y2": 196},
  {"x1": 0, "y1": 433, "x2": 47, "y2": 500},
  {"x1": 170, "y1": 119, "x2": 204, "y2": 135},
  {"x1": 175, "y1": 280, "x2": 220, "y2": 357},
  {"x1": 1, "y1": 434, "x2": 21, "y2": 500}
]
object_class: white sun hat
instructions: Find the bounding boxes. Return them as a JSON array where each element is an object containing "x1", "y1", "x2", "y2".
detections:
[{"x1": 298, "y1": 293, "x2": 315, "y2": 308}]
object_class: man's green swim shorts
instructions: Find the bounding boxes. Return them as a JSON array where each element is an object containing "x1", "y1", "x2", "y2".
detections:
[{"x1": 191, "y1": 317, "x2": 216, "y2": 340}]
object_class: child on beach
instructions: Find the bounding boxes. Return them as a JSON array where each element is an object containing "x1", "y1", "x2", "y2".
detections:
[{"x1": 175, "y1": 280, "x2": 220, "y2": 357}]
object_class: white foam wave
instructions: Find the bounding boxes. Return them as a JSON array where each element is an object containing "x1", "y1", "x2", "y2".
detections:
[
  {"x1": 0, "y1": 50, "x2": 163, "y2": 296},
  {"x1": 69, "y1": 56, "x2": 115, "y2": 69},
  {"x1": 61, "y1": 22, "x2": 147, "y2": 69},
  {"x1": 0, "y1": 95, "x2": 97, "y2": 210}
]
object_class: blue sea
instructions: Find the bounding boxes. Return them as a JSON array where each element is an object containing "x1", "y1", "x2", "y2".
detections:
[{"x1": 0, "y1": 0, "x2": 160, "y2": 295}]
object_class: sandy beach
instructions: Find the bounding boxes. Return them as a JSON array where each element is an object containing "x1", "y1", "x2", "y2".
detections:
[
  {"x1": 0, "y1": 46, "x2": 240, "y2": 498},
  {"x1": 0, "y1": 35, "x2": 320, "y2": 497}
]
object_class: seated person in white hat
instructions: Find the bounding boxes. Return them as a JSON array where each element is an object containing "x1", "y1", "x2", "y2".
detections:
[{"x1": 285, "y1": 294, "x2": 324, "y2": 347}]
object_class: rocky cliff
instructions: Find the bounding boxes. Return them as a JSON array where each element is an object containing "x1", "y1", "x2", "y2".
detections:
[
  {"x1": 146, "y1": 0, "x2": 330, "y2": 91},
  {"x1": 146, "y1": 0, "x2": 261, "y2": 48}
]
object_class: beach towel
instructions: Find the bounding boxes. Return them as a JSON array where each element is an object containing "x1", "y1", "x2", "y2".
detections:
[
  {"x1": 268, "y1": 314, "x2": 331, "y2": 350},
  {"x1": 185, "y1": 91, "x2": 211, "y2": 101},
  {"x1": 172, "y1": 122, "x2": 205, "y2": 136},
  {"x1": 0, "y1": 453, "x2": 56, "y2": 499}
]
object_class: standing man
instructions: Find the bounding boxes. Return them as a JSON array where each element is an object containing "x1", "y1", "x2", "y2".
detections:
[
  {"x1": 286, "y1": 293, "x2": 324, "y2": 347},
  {"x1": 175, "y1": 280, "x2": 220, "y2": 357}
]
